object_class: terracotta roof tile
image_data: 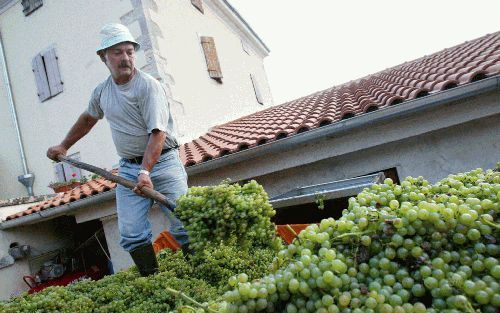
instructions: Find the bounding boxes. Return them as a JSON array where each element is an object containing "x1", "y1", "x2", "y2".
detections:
[
  {"x1": 5, "y1": 175, "x2": 117, "y2": 221},
  {"x1": 180, "y1": 32, "x2": 499, "y2": 167}
]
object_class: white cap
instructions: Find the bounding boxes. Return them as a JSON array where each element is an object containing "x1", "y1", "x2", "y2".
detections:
[{"x1": 96, "y1": 23, "x2": 140, "y2": 54}]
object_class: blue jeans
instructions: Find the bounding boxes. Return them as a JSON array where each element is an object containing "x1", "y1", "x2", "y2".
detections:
[{"x1": 116, "y1": 149, "x2": 189, "y2": 252}]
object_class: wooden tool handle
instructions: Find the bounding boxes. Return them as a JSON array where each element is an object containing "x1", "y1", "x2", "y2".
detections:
[{"x1": 57, "y1": 155, "x2": 176, "y2": 209}]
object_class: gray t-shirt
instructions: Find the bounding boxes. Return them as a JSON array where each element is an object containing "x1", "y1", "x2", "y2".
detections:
[{"x1": 87, "y1": 69, "x2": 179, "y2": 159}]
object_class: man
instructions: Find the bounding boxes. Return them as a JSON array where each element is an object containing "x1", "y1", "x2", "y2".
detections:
[{"x1": 47, "y1": 23, "x2": 190, "y2": 276}]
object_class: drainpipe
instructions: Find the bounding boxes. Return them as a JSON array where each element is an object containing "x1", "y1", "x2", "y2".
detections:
[{"x1": 0, "y1": 32, "x2": 35, "y2": 196}]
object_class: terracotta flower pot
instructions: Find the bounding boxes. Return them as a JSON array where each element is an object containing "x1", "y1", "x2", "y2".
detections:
[{"x1": 50, "y1": 182, "x2": 81, "y2": 193}]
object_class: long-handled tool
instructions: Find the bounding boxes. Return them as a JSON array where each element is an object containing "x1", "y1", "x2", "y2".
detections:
[{"x1": 57, "y1": 155, "x2": 176, "y2": 209}]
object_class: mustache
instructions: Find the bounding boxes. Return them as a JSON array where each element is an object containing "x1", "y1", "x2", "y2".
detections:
[{"x1": 119, "y1": 62, "x2": 131, "y2": 68}]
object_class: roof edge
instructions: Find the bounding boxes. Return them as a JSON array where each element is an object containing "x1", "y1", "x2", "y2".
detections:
[
  {"x1": 0, "y1": 190, "x2": 116, "y2": 229},
  {"x1": 186, "y1": 75, "x2": 500, "y2": 175},
  {"x1": 0, "y1": 0, "x2": 17, "y2": 15},
  {"x1": 210, "y1": 0, "x2": 270, "y2": 55}
]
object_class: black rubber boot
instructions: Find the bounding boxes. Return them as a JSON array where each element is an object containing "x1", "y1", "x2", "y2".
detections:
[
  {"x1": 181, "y1": 243, "x2": 194, "y2": 259},
  {"x1": 129, "y1": 243, "x2": 159, "y2": 276}
]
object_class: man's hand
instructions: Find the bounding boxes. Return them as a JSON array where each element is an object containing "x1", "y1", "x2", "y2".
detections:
[
  {"x1": 134, "y1": 173, "x2": 154, "y2": 196},
  {"x1": 47, "y1": 144, "x2": 68, "y2": 162}
]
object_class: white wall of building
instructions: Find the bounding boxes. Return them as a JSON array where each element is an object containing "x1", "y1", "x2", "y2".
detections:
[
  {"x1": 153, "y1": 0, "x2": 273, "y2": 140},
  {"x1": 0, "y1": 6, "x2": 28, "y2": 197},
  {"x1": 0, "y1": 0, "x2": 272, "y2": 200},
  {"x1": 0, "y1": 0, "x2": 133, "y2": 198}
]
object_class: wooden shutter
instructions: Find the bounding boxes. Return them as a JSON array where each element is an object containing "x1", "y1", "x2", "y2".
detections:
[
  {"x1": 54, "y1": 162, "x2": 66, "y2": 183},
  {"x1": 42, "y1": 48, "x2": 64, "y2": 96},
  {"x1": 200, "y1": 36, "x2": 222, "y2": 81},
  {"x1": 31, "y1": 54, "x2": 51, "y2": 102},
  {"x1": 191, "y1": 0, "x2": 204, "y2": 13},
  {"x1": 22, "y1": 0, "x2": 43, "y2": 16},
  {"x1": 250, "y1": 74, "x2": 263, "y2": 104}
]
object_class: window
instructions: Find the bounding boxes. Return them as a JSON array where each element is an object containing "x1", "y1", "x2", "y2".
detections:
[
  {"x1": 21, "y1": 0, "x2": 43, "y2": 16},
  {"x1": 54, "y1": 153, "x2": 82, "y2": 183},
  {"x1": 250, "y1": 74, "x2": 263, "y2": 104},
  {"x1": 191, "y1": 0, "x2": 203, "y2": 13},
  {"x1": 269, "y1": 173, "x2": 385, "y2": 224},
  {"x1": 32, "y1": 47, "x2": 63, "y2": 102},
  {"x1": 200, "y1": 36, "x2": 223, "y2": 83}
]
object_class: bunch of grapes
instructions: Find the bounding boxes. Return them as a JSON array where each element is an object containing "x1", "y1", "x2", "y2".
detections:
[
  {"x1": 190, "y1": 243, "x2": 277, "y2": 292},
  {"x1": 175, "y1": 180, "x2": 281, "y2": 253},
  {"x1": 221, "y1": 167, "x2": 500, "y2": 313}
]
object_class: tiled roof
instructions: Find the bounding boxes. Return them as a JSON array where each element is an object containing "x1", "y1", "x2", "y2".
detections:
[
  {"x1": 0, "y1": 195, "x2": 55, "y2": 208},
  {"x1": 5, "y1": 176, "x2": 116, "y2": 221},
  {"x1": 3, "y1": 32, "x2": 499, "y2": 223},
  {"x1": 180, "y1": 32, "x2": 500, "y2": 166}
]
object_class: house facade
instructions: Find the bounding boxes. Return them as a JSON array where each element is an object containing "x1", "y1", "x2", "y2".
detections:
[
  {"x1": 0, "y1": 29, "x2": 498, "y2": 300},
  {"x1": 0, "y1": 0, "x2": 273, "y2": 199}
]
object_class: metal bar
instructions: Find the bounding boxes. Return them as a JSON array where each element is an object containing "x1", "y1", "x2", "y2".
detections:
[
  {"x1": 57, "y1": 155, "x2": 175, "y2": 209},
  {"x1": 74, "y1": 229, "x2": 103, "y2": 252},
  {"x1": 94, "y1": 233, "x2": 111, "y2": 262},
  {"x1": 270, "y1": 173, "x2": 384, "y2": 209}
]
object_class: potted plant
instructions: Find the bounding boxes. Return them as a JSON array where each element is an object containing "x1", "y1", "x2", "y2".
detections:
[{"x1": 48, "y1": 173, "x2": 81, "y2": 193}]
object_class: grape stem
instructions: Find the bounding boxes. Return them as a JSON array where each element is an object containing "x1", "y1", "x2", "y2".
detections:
[
  {"x1": 465, "y1": 299, "x2": 477, "y2": 313},
  {"x1": 481, "y1": 216, "x2": 500, "y2": 230},
  {"x1": 179, "y1": 305, "x2": 197, "y2": 313},
  {"x1": 332, "y1": 231, "x2": 374, "y2": 241},
  {"x1": 286, "y1": 224, "x2": 302, "y2": 244},
  {"x1": 165, "y1": 287, "x2": 219, "y2": 313}
]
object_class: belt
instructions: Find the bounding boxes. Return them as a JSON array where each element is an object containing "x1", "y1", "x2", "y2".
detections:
[{"x1": 125, "y1": 148, "x2": 175, "y2": 164}]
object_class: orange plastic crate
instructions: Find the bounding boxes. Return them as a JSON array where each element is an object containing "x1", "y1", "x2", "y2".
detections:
[{"x1": 153, "y1": 224, "x2": 311, "y2": 253}]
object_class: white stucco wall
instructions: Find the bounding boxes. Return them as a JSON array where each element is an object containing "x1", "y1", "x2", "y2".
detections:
[
  {"x1": 0, "y1": 0, "x2": 273, "y2": 201},
  {"x1": 0, "y1": 219, "x2": 71, "y2": 300},
  {"x1": 152, "y1": 0, "x2": 273, "y2": 140},
  {"x1": 0, "y1": 49, "x2": 26, "y2": 198},
  {"x1": 0, "y1": 0, "x2": 133, "y2": 199}
]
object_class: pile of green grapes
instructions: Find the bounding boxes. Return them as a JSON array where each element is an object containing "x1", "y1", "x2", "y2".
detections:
[
  {"x1": 0, "y1": 180, "x2": 280, "y2": 313},
  {"x1": 176, "y1": 180, "x2": 281, "y2": 253},
  {"x1": 2, "y1": 168, "x2": 498, "y2": 313},
  {"x1": 221, "y1": 168, "x2": 500, "y2": 313},
  {"x1": 0, "y1": 241, "x2": 276, "y2": 313},
  {"x1": 0, "y1": 261, "x2": 218, "y2": 313}
]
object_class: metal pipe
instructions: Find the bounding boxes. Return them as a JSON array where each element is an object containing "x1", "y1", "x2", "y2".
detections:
[
  {"x1": 0, "y1": 31, "x2": 34, "y2": 196},
  {"x1": 0, "y1": 32, "x2": 28, "y2": 174},
  {"x1": 0, "y1": 190, "x2": 116, "y2": 229},
  {"x1": 186, "y1": 76, "x2": 500, "y2": 176}
]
